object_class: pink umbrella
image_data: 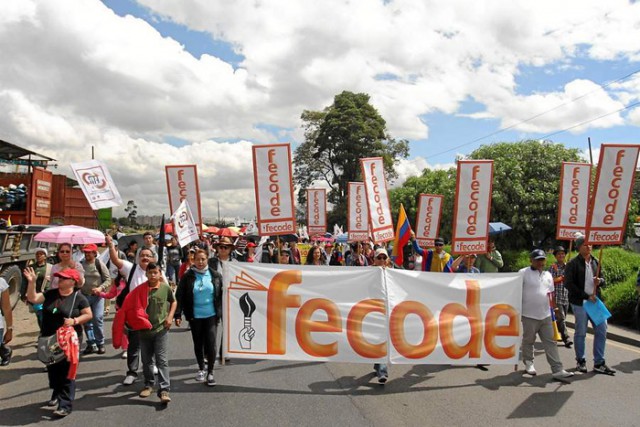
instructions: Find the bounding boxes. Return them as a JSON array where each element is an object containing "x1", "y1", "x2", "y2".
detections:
[{"x1": 34, "y1": 225, "x2": 105, "y2": 245}]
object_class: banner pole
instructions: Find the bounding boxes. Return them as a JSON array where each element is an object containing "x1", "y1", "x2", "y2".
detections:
[
  {"x1": 594, "y1": 245, "x2": 604, "y2": 296},
  {"x1": 566, "y1": 239, "x2": 574, "y2": 262}
]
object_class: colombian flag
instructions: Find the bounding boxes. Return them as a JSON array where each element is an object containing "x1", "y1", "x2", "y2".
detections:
[{"x1": 391, "y1": 204, "x2": 411, "y2": 268}]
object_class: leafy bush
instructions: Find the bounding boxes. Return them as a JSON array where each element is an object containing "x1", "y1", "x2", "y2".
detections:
[
  {"x1": 602, "y1": 275, "x2": 639, "y2": 325},
  {"x1": 599, "y1": 247, "x2": 640, "y2": 286}
]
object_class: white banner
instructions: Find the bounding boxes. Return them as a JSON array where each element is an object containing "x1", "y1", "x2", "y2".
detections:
[
  {"x1": 165, "y1": 165, "x2": 203, "y2": 228},
  {"x1": 415, "y1": 194, "x2": 443, "y2": 247},
  {"x1": 252, "y1": 144, "x2": 297, "y2": 236},
  {"x1": 556, "y1": 162, "x2": 591, "y2": 241},
  {"x1": 360, "y1": 158, "x2": 394, "y2": 243},
  {"x1": 452, "y1": 160, "x2": 493, "y2": 254},
  {"x1": 70, "y1": 160, "x2": 123, "y2": 210},
  {"x1": 306, "y1": 188, "x2": 327, "y2": 236},
  {"x1": 586, "y1": 144, "x2": 640, "y2": 245},
  {"x1": 225, "y1": 263, "x2": 522, "y2": 365},
  {"x1": 347, "y1": 182, "x2": 370, "y2": 242},
  {"x1": 173, "y1": 200, "x2": 199, "y2": 247}
]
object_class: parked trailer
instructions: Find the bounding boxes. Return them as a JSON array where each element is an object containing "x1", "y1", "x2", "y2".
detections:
[{"x1": 0, "y1": 225, "x2": 53, "y2": 308}]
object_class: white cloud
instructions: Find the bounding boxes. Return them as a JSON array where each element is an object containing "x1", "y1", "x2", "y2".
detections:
[
  {"x1": 391, "y1": 157, "x2": 455, "y2": 188},
  {"x1": 1, "y1": 0, "x2": 640, "y2": 218}
]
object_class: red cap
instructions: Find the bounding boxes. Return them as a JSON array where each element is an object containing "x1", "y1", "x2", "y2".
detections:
[
  {"x1": 82, "y1": 243, "x2": 98, "y2": 252},
  {"x1": 54, "y1": 269, "x2": 82, "y2": 283},
  {"x1": 246, "y1": 242, "x2": 257, "y2": 248}
]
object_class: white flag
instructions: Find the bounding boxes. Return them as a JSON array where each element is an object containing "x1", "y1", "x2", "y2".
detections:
[
  {"x1": 71, "y1": 160, "x2": 123, "y2": 210},
  {"x1": 173, "y1": 200, "x2": 199, "y2": 247}
]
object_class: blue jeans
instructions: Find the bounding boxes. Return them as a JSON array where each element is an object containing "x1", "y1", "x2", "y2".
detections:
[
  {"x1": 83, "y1": 295, "x2": 105, "y2": 346},
  {"x1": 166, "y1": 262, "x2": 180, "y2": 284},
  {"x1": 572, "y1": 303, "x2": 607, "y2": 365}
]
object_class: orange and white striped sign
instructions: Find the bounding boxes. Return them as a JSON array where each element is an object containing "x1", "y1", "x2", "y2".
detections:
[{"x1": 556, "y1": 162, "x2": 591, "y2": 241}]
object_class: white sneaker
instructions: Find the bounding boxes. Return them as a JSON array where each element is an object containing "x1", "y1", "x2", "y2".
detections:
[
  {"x1": 122, "y1": 374, "x2": 137, "y2": 385},
  {"x1": 552, "y1": 369, "x2": 575, "y2": 379},
  {"x1": 524, "y1": 360, "x2": 537, "y2": 376},
  {"x1": 121, "y1": 351, "x2": 128, "y2": 359},
  {"x1": 153, "y1": 366, "x2": 158, "y2": 375},
  {"x1": 195, "y1": 370, "x2": 206, "y2": 382}
]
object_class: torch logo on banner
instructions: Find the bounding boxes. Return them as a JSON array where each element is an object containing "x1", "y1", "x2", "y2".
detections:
[{"x1": 239, "y1": 293, "x2": 257, "y2": 349}]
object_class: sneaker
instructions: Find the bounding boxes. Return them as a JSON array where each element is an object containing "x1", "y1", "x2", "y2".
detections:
[
  {"x1": 195, "y1": 370, "x2": 206, "y2": 382},
  {"x1": 45, "y1": 398, "x2": 59, "y2": 408},
  {"x1": 139, "y1": 386, "x2": 153, "y2": 398},
  {"x1": 576, "y1": 359, "x2": 588, "y2": 373},
  {"x1": 206, "y1": 373, "x2": 216, "y2": 387},
  {"x1": 0, "y1": 347, "x2": 12, "y2": 366},
  {"x1": 552, "y1": 369, "x2": 575, "y2": 379},
  {"x1": 378, "y1": 375, "x2": 388, "y2": 384},
  {"x1": 121, "y1": 351, "x2": 128, "y2": 359},
  {"x1": 159, "y1": 390, "x2": 171, "y2": 404},
  {"x1": 83, "y1": 344, "x2": 98, "y2": 355},
  {"x1": 563, "y1": 339, "x2": 573, "y2": 349},
  {"x1": 52, "y1": 408, "x2": 71, "y2": 418},
  {"x1": 594, "y1": 363, "x2": 616, "y2": 375},
  {"x1": 123, "y1": 374, "x2": 137, "y2": 385},
  {"x1": 97, "y1": 346, "x2": 106, "y2": 355},
  {"x1": 524, "y1": 360, "x2": 537, "y2": 376},
  {"x1": 153, "y1": 365, "x2": 159, "y2": 375}
]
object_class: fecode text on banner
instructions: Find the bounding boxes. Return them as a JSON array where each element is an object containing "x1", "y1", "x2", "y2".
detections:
[
  {"x1": 452, "y1": 160, "x2": 494, "y2": 254},
  {"x1": 415, "y1": 194, "x2": 443, "y2": 247},
  {"x1": 252, "y1": 144, "x2": 297, "y2": 236},
  {"x1": 556, "y1": 162, "x2": 591, "y2": 240},
  {"x1": 360, "y1": 157, "x2": 394, "y2": 243},
  {"x1": 586, "y1": 144, "x2": 640, "y2": 245},
  {"x1": 165, "y1": 165, "x2": 203, "y2": 227},
  {"x1": 225, "y1": 263, "x2": 522, "y2": 364},
  {"x1": 347, "y1": 182, "x2": 370, "y2": 242},
  {"x1": 306, "y1": 189, "x2": 327, "y2": 236}
]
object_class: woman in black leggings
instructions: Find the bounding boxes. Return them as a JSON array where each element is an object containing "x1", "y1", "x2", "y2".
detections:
[{"x1": 174, "y1": 249, "x2": 222, "y2": 386}]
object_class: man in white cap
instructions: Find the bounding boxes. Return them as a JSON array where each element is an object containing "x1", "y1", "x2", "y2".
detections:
[{"x1": 520, "y1": 249, "x2": 573, "y2": 379}]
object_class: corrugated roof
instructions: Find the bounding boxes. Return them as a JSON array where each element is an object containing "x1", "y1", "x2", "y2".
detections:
[{"x1": 0, "y1": 140, "x2": 55, "y2": 161}]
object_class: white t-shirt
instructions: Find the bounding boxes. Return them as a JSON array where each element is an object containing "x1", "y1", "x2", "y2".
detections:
[
  {"x1": 0, "y1": 278, "x2": 8, "y2": 330},
  {"x1": 119, "y1": 260, "x2": 167, "y2": 292},
  {"x1": 520, "y1": 266, "x2": 554, "y2": 320}
]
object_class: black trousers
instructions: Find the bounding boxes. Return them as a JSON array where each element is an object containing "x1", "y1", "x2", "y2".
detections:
[
  {"x1": 189, "y1": 316, "x2": 218, "y2": 373},
  {"x1": 47, "y1": 359, "x2": 76, "y2": 411}
]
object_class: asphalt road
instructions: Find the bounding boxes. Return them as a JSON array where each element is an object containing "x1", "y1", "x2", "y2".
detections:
[{"x1": 1, "y1": 304, "x2": 639, "y2": 427}]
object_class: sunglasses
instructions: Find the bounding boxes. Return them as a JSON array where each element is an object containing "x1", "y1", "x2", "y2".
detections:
[
  {"x1": 218, "y1": 245, "x2": 231, "y2": 250},
  {"x1": 376, "y1": 255, "x2": 388, "y2": 260},
  {"x1": 435, "y1": 243, "x2": 444, "y2": 247},
  {"x1": 58, "y1": 250, "x2": 71, "y2": 254}
]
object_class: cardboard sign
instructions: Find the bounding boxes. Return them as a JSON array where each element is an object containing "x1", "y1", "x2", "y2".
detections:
[
  {"x1": 165, "y1": 165, "x2": 203, "y2": 228},
  {"x1": 306, "y1": 188, "x2": 327, "y2": 236},
  {"x1": 415, "y1": 194, "x2": 443, "y2": 247},
  {"x1": 252, "y1": 144, "x2": 297, "y2": 236},
  {"x1": 360, "y1": 157, "x2": 394, "y2": 243},
  {"x1": 173, "y1": 199, "x2": 199, "y2": 247},
  {"x1": 452, "y1": 160, "x2": 493, "y2": 254},
  {"x1": 586, "y1": 144, "x2": 640, "y2": 245},
  {"x1": 347, "y1": 182, "x2": 370, "y2": 242},
  {"x1": 71, "y1": 160, "x2": 123, "y2": 210},
  {"x1": 556, "y1": 162, "x2": 592, "y2": 240}
]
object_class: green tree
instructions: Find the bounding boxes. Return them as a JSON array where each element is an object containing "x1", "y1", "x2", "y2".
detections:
[
  {"x1": 294, "y1": 91, "x2": 409, "y2": 226},
  {"x1": 466, "y1": 140, "x2": 583, "y2": 249},
  {"x1": 389, "y1": 168, "x2": 457, "y2": 240},
  {"x1": 124, "y1": 200, "x2": 138, "y2": 227}
]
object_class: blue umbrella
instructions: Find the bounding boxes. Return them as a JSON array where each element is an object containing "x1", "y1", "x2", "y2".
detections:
[
  {"x1": 488, "y1": 222, "x2": 512, "y2": 235},
  {"x1": 335, "y1": 233, "x2": 348, "y2": 244}
]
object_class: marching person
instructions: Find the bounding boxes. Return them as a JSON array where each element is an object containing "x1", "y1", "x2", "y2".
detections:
[
  {"x1": 372, "y1": 247, "x2": 390, "y2": 383},
  {"x1": 564, "y1": 236, "x2": 615, "y2": 375},
  {"x1": 106, "y1": 234, "x2": 163, "y2": 386},
  {"x1": 20, "y1": 247, "x2": 52, "y2": 331},
  {"x1": 136, "y1": 263, "x2": 176, "y2": 404},
  {"x1": 175, "y1": 249, "x2": 223, "y2": 386},
  {"x1": 24, "y1": 267, "x2": 92, "y2": 418},
  {"x1": 305, "y1": 245, "x2": 326, "y2": 266},
  {"x1": 474, "y1": 239, "x2": 504, "y2": 272},
  {"x1": 409, "y1": 232, "x2": 453, "y2": 272},
  {"x1": 549, "y1": 246, "x2": 572, "y2": 348},
  {"x1": 136, "y1": 232, "x2": 158, "y2": 262},
  {"x1": 0, "y1": 277, "x2": 13, "y2": 366},
  {"x1": 451, "y1": 254, "x2": 480, "y2": 273},
  {"x1": 50, "y1": 243, "x2": 85, "y2": 289},
  {"x1": 81, "y1": 244, "x2": 111, "y2": 355},
  {"x1": 519, "y1": 249, "x2": 573, "y2": 379}
]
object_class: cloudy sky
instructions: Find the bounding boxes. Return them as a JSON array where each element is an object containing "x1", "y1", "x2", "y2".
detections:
[{"x1": 1, "y1": 0, "x2": 640, "y2": 221}]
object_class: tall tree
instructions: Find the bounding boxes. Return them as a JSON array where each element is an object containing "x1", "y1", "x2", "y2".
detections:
[
  {"x1": 294, "y1": 91, "x2": 409, "y2": 225},
  {"x1": 124, "y1": 200, "x2": 138, "y2": 227}
]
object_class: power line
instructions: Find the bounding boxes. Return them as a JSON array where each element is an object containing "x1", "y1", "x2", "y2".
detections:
[{"x1": 427, "y1": 68, "x2": 640, "y2": 159}]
